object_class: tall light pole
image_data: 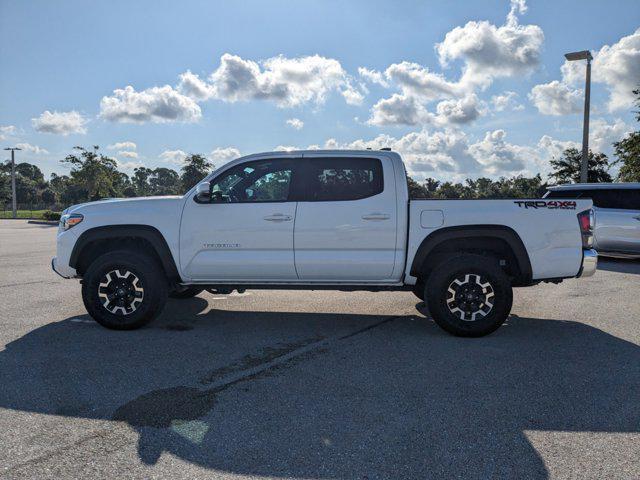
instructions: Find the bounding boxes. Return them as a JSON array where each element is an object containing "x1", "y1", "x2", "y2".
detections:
[
  {"x1": 564, "y1": 50, "x2": 593, "y2": 183},
  {"x1": 4, "y1": 147, "x2": 22, "y2": 219}
]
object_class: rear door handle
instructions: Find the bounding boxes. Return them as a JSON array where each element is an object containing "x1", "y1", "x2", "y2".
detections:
[
  {"x1": 263, "y1": 213, "x2": 292, "y2": 222},
  {"x1": 362, "y1": 212, "x2": 390, "y2": 221}
]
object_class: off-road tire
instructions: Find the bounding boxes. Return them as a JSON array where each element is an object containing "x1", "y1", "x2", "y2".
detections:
[
  {"x1": 169, "y1": 287, "x2": 204, "y2": 299},
  {"x1": 81, "y1": 250, "x2": 168, "y2": 330},
  {"x1": 425, "y1": 254, "x2": 512, "y2": 337},
  {"x1": 412, "y1": 280, "x2": 425, "y2": 301}
]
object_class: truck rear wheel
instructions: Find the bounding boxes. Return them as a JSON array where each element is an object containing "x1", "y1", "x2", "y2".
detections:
[
  {"x1": 425, "y1": 254, "x2": 512, "y2": 337},
  {"x1": 81, "y1": 250, "x2": 168, "y2": 330}
]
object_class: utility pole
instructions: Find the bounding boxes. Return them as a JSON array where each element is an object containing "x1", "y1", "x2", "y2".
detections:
[
  {"x1": 4, "y1": 147, "x2": 22, "y2": 219},
  {"x1": 564, "y1": 50, "x2": 593, "y2": 183}
]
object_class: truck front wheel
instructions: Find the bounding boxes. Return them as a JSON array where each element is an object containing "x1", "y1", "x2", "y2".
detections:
[
  {"x1": 81, "y1": 250, "x2": 168, "y2": 330},
  {"x1": 425, "y1": 254, "x2": 512, "y2": 337}
]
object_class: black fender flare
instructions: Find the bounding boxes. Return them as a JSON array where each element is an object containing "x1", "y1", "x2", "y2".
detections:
[
  {"x1": 69, "y1": 225, "x2": 180, "y2": 281},
  {"x1": 410, "y1": 225, "x2": 532, "y2": 284}
]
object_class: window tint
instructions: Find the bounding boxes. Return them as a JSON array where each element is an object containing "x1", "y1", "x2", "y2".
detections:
[
  {"x1": 547, "y1": 188, "x2": 640, "y2": 209},
  {"x1": 303, "y1": 157, "x2": 383, "y2": 201},
  {"x1": 210, "y1": 159, "x2": 293, "y2": 203}
]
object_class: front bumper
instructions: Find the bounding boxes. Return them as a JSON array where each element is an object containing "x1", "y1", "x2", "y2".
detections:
[
  {"x1": 578, "y1": 249, "x2": 598, "y2": 278},
  {"x1": 52, "y1": 257, "x2": 77, "y2": 279}
]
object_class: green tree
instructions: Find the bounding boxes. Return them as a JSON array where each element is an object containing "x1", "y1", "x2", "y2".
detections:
[
  {"x1": 62, "y1": 146, "x2": 126, "y2": 201},
  {"x1": 180, "y1": 154, "x2": 212, "y2": 192},
  {"x1": 150, "y1": 168, "x2": 181, "y2": 195},
  {"x1": 132, "y1": 167, "x2": 154, "y2": 196},
  {"x1": 549, "y1": 148, "x2": 612, "y2": 184},
  {"x1": 613, "y1": 87, "x2": 640, "y2": 182}
]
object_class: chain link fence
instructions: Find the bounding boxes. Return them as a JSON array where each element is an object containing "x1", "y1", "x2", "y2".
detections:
[{"x1": 0, "y1": 204, "x2": 65, "y2": 220}]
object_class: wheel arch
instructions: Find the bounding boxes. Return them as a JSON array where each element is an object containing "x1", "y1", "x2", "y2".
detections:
[
  {"x1": 70, "y1": 225, "x2": 180, "y2": 282},
  {"x1": 410, "y1": 225, "x2": 533, "y2": 286}
]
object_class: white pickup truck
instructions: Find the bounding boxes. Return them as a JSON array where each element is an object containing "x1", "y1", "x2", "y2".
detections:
[{"x1": 52, "y1": 150, "x2": 597, "y2": 337}]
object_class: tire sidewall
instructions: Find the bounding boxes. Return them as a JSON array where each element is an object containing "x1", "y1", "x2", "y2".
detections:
[
  {"x1": 426, "y1": 255, "x2": 512, "y2": 337},
  {"x1": 82, "y1": 251, "x2": 167, "y2": 330}
]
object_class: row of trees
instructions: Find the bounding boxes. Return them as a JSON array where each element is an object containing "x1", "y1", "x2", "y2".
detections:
[
  {"x1": 0, "y1": 147, "x2": 212, "y2": 207},
  {"x1": 1, "y1": 89, "x2": 639, "y2": 207}
]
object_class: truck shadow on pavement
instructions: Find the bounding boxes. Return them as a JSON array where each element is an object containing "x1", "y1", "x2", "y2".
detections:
[{"x1": 1, "y1": 296, "x2": 639, "y2": 478}]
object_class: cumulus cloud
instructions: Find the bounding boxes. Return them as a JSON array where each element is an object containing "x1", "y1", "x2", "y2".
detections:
[
  {"x1": 0, "y1": 125, "x2": 17, "y2": 141},
  {"x1": 209, "y1": 147, "x2": 240, "y2": 163},
  {"x1": 32, "y1": 110, "x2": 88, "y2": 135},
  {"x1": 204, "y1": 53, "x2": 362, "y2": 108},
  {"x1": 118, "y1": 150, "x2": 139, "y2": 158},
  {"x1": 107, "y1": 141, "x2": 137, "y2": 150},
  {"x1": 528, "y1": 81, "x2": 583, "y2": 115},
  {"x1": 159, "y1": 149, "x2": 188, "y2": 165},
  {"x1": 491, "y1": 91, "x2": 524, "y2": 112},
  {"x1": 358, "y1": 67, "x2": 389, "y2": 88},
  {"x1": 368, "y1": 94, "x2": 430, "y2": 126},
  {"x1": 100, "y1": 85, "x2": 202, "y2": 123},
  {"x1": 435, "y1": 1, "x2": 543, "y2": 89},
  {"x1": 177, "y1": 70, "x2": 216, "y2": 101},
  {"x1": 561, "y1": 28, "x2": 640, "y2": 112},
  {"x1": 590, "y1": 118, "x2": 632, "y2": 153},
  {"x1": 15, "y1": 143, "x2": 49, "y2": 154},
  {"x1": 469, "y1": 129, "x2": 531, "y2": 174},
  {"x1": 117, "y1": 159, "x2": 144, "y2": 171},
  {"x1": 365, "y1": 1, "x2": 540, "y2": 126},
  {"x1": 435, "y1": 94, "x2": 485, "y2": 125},
  {"x1": 286, "y1": 118, "x2": 304, "y2": 130}
]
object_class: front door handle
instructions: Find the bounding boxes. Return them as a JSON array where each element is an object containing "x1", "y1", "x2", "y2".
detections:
[
  {"x1": 263, "y1": 213, "x2": 292, "y2": 222},
  {"x1": 362, "y1": 212, "x2": 390, "y2": 221}
]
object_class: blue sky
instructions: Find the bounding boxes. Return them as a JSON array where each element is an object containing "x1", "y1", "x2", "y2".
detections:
[{"x1": 1, "y1": 0, "x2": 639, "y2": 181}]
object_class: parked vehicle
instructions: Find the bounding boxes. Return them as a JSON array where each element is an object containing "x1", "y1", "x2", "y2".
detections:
[
  {"x1": 545, "y1": 183, "x2": 640, "y2": 258},
  {"x1": 52, "y1": 150, "x2": 596, "y2": 337}
]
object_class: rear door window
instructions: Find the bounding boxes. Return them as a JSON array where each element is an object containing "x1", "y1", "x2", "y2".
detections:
[{"x1": 300, "y1": 157, "x2": 383, "y2": 201}]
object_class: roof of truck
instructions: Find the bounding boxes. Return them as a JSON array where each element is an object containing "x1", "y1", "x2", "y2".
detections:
[{"x1": 547, "y1": 182, "x2": 640, "y2": 190}]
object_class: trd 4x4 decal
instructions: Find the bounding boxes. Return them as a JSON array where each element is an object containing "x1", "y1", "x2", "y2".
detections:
[{"x1": 514, "y1": 200, "x2": 577, "y2": 210}]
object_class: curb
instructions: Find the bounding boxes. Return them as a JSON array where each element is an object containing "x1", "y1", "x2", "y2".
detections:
[{"x1": 27, "y1": 220, "x2": 59, "y2": 226}]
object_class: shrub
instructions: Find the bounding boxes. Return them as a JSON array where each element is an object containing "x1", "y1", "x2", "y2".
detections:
[{"x1": 43, "y1": 210, "x2": 61, "y2": 221}]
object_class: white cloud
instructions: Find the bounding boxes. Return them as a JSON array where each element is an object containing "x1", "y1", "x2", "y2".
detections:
[
  {"x1": 159, "y1": 149, "x2": 188, "y2": 165},
  {"x1": 358, "y1": 67, "x2": 389, "y2": 88},
  {"x1": 435, "y1": 1, "x2": 543, "y2": 89},
  {"x1": 469, "y1": 129, "x2": 531, "y2": 175},
  {"x1": 100, "y1": 85, "x2": 202, "y2": 123},
  {"x1": 15, "y1": 143, "x2": 49, "y2": 154},
  {"x1": 209, "y1": 147, "x2": 240, "y2": 163},
  {"x1": 286, "y1": 118, "x2": 304, "y2": 130},
  {"x1": 118, "y1": 150, "x2": 138, "y2": 158},
  {"x1": 32, "y1": 110, "x2": 88, "y2": 135},
  {"x1": 528, "y1": 81, "x2": 583, "y2": 115},
  {"x1": 0, "y1": 125, "x2": 17, "y2": 141},
  {"x1": 435, "y1": 94, "x2": 485, "y2": 125},
  {"x1": 383, "y1": 61, "x2": 465, "y2": 100},
  {"x1": 205, "y1": 53, "x2": 362, "y2": 108},
  {"x1": 491, "y1": 91, "x2": 524, "y2": 112},
  {"x1": 117, "y1": 159, "x2": 144, "y2": 171},
  {"x1": 107, "y1": 141, "x2": 137, "y2": 150},
  {"x1": 561, "y1": 28, "x2": 640, "y2": 112},
  {"x1": 177, "y1": 70, "x2": 216, "y2": 100},
  {"x1": 590, "y1": 118, "x2": 632, "y2": 153},
  {"x1": 368, "y1": 94, "x2": 431, "y2": 126}
]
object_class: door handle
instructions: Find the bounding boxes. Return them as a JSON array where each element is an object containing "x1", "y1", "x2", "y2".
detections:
[
  {"x1": 362, "y1": 212, "x2": 390, "y2": 221},
  {"x1": 263, "y1": 213, "x2": 292, "y2": 222}
]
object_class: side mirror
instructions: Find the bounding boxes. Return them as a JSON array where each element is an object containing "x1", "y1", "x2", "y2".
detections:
[{"x1": 194, "y1": 181, "x2": 211, "y2": 203}]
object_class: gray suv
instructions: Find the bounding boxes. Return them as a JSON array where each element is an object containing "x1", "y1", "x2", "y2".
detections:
[{"x1": 545, "y1": 183, "x2": 640, "y2": 258}]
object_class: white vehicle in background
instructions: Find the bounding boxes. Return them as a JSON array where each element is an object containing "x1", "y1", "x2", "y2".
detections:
[
  {"x1": 545, "y1": 183, "x2": 640, "y2": 258},
  {"x1": 52, "y1": 149, "x2": 596, "y2": 337}
]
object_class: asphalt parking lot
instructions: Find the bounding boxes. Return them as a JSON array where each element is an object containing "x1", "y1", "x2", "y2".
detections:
[{"x1": 1, "y1": 219, "x2": 639, "y2": 479}]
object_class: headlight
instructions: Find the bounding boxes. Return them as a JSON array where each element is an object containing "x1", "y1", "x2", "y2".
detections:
[{"x1": 60, "y1": 213, "x2": 84, "y2": 230}]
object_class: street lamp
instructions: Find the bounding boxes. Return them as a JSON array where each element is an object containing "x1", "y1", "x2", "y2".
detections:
[
  {"x1": 564, "y1": 50, "x2": 593, "y2": 183},
  {"x1": 4, "y1": 147, "x2": 22, "y2": 219}
]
